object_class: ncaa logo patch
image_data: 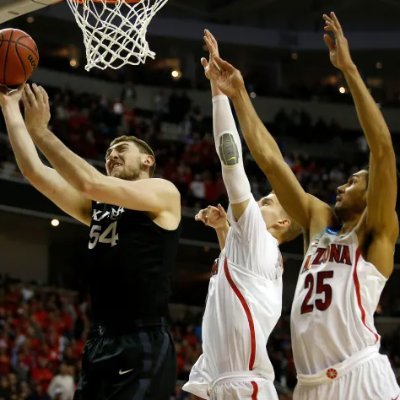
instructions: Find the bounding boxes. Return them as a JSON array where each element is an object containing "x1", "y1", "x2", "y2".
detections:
[{"x1": 326, "y1": 368, "x2": 338, "y2": 380}]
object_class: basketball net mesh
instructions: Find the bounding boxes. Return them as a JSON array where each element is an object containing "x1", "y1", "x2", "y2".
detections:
[{"x1": 66, "y1": 0, "x2": 168, "y2": 71}]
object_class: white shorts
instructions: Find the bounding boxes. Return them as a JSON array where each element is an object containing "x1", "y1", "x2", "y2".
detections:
[
  {"x1": 184, "y1": 371, "x2": 278, "y2": 400},
  {"x1": 210, "y1": 372, "x2": 278, "y2": 400},
  {"x1": 294, "y1": 347, "x2": 400, "y2": 400}
]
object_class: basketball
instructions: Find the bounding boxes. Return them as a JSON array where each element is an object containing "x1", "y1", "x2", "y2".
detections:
[{"x1": 0, "y1": 28, "x2": 39, "y2": 88}]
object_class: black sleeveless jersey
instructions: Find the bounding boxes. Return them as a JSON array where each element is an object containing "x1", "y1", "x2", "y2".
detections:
[{"x1": 87, "y1": 202, "x2": 180, "y2": 328}]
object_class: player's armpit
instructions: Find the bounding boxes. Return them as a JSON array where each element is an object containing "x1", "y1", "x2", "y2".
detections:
[{"x1": 361, "y1": 225, "x2": 398, "y2": 278}]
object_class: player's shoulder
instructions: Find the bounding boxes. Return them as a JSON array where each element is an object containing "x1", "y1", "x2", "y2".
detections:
[
  {"x1": 307, "y1": 193, "x2": 332, "y2": 214},
  {"x1": 307, "y1": 194, "x2": 334, "y2": 222},
  {"x1": 142, "y1": 178, "x2": 180, "y2": 196},
  {"x1": 360, "y1": 209, "x2": 399, "y2": 244},
  {"x1": 148, "y1": 177, "x2": 178, "y2": 189}
]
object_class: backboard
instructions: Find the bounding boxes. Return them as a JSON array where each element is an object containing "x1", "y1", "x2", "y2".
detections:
[{"x1": 0, "y1": 0, "x2": 61, "y2": 24}]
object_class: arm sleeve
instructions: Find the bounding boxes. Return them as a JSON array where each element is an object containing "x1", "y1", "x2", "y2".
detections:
[{"x1": 212, "y1": 95, "x2": 252, "y2": 204}]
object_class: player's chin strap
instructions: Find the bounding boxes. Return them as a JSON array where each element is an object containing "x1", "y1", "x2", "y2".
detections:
[{"x1": 212, "y1": 95, "x2": 251, "y2": 204}]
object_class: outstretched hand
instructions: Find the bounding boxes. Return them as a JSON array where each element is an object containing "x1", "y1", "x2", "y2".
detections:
[
  {"x1": 201, "y1": 29, "x2": 220, "y2": 81},
  {"x1": 22, "y1": 83, "x2": 51, "y2": 136},
  {"x1": 195, "y1": 204, "x2": 228, "y2": 230},
  {"x1": 201, "y1": 29, "x2": 245, "y2": 98},
  {"x1": 323, "y1": 12, "x2": 355, "y2": 72}
]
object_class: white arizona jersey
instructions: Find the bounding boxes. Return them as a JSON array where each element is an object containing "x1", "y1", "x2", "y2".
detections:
[
  {"x1": 183, "y1": 196, "x2": 283, "y2": 398},
  {"x1": 291, "y1": 228, "x2": 386, "y2": 375}
]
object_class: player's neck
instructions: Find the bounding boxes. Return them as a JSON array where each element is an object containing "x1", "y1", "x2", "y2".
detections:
[
  {"x1": 338, "y1": 215, "x2": 361, "y2": 235},
  {"x1": 137, "y1": 170, "x2": 150, "y2": 180},
  {"x1": 268, "y1": 227, "x2": 284, "y2": 245}
]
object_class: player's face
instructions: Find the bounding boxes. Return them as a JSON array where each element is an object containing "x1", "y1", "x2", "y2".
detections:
[
  {"x1": 105, "y1": 141, "x2": 143, "y2": 180},
  {"x1": 334, "y1": 170, "x2": 368, "y2": 218},
  {"x1": 258, "y1": 193, "x2": 287, "y2": 230}
]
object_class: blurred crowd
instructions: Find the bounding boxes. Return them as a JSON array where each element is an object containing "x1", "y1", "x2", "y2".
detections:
[
  {"x1": 0, "y1": 84, "x2": 399, "y2": 399},
  {"x1": 1, "y1": 85, "x2": 397, "y2": 212},
  {"x1": 0, "y1": 275, "x2": 399, "y2": 400}
]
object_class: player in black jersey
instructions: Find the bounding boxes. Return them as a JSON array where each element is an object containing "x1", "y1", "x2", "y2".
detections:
[{"x1": 0, "y1": 84, "x2": 181, "y2": 400}]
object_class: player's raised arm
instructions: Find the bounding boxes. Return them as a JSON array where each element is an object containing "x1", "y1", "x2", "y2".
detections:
[
  {"x1": 204, "y1": 30, "x2": 330, "y2": 234},
  {"x1": 202, "y1": 31, "x2": 252, "y2": 222},
  {"x1": 23, "y1": 84, "x2": 180, "y2": 228},
  {"x1": 323, "y1": 12, "x2": 398, "y2": 276},
  {"x1": 0, "y1": 87, "x2": 91, "y2": 226}
]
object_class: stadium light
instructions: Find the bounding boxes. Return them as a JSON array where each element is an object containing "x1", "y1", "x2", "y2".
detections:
[{"x1": 51, "y1": 219, "x2": 60, "y2": 227}]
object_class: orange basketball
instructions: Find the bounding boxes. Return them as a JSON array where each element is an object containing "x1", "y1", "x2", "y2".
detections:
[{"x1": 0, "y1": 28, "x2": 39, "y2": 88}]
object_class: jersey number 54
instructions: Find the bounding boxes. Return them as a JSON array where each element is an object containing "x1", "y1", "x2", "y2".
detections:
[{"x1": 88, "y1": 222, "x2": 119, "y2": 249}]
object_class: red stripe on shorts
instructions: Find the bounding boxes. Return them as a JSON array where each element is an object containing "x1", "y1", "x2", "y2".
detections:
[
  {"x1": 353, "y1": 248, "x2": 380, "y2": 343},
  {"x1": 251, "y1": 381, "x2": 259, "y2": 400},
  {"x1": 223, "y1": 258, "x2": 256, "y2": 370}
]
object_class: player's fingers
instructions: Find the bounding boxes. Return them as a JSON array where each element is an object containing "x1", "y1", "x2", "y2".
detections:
[
  {"x1": 41, "y1": 87, "x2": 50, "y2": 108},
  {"x1": 31, "y1": 83, "x2": 42, "y2": 100},
  {"x1": 217, "y1": 203, "x2": 227, "y2": 215},
  {"x1": 25, "y1": 84, "x2": 37, "y2": 103},
  {"x1": 37, "y1": 86, "x2": 47, "y2": 105},
  {"x1": 206, "y1": 205, "x2": 215, "y2": 213},
  {"x1": 206, "y1": 206, "x2": 219, "y2": 214},
  {"x1": 21, "y1": 89, "x2": 29, "y2": 107},
  {"x1": 203, "y1": 36, "x2": 212, "y2": 56},
  {"x1": 196, "y1": 209, "x2": 209, "y2": 223},
  {"x1": 322, "y1": 13, "x2": 332, "y2": 23},
  {"x1": 201, "y1": 57, "x2": 209, "y2": 69},
  {"x1": 24, "y1": 84, "x2": 37, "y2": 108},
  {"x1": 204, "y1": 35, "x2": 217, "y2": 56},
  {"x1": 206, "y1": 30, "x2": 219, "y2": 53},
  {"x1": 323, "y1": 34, "x2": 335, "y2": 51},
  {"x1": 21, "y1": 88, "x2": 27, "y2": 104},
  {"x1": 330, "y1": 12, "x2": 343, "y2": 34},
  {"x1": 324, "y1": 21, "x2": 339, "y2": 38}
]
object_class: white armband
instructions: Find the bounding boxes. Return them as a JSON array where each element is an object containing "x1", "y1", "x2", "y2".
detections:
[{"x1": 213, "y1": 95, "x2": 251, "y2": 204}]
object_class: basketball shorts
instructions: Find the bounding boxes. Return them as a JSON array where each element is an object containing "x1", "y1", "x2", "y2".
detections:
[
  {"x1": 185, "y1": 370, "x2": 279, "y2": 400},
  {"x1": 293, "y1": 347, "x2": 400, "y2": 400},
  {"x1": 73, "y1": 320, "x2": 176, "y2": 400}
]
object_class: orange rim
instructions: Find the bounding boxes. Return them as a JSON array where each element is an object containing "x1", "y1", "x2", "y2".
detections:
[{"x1": 71, "y1": 0, "x2": 141, "y2": 3}]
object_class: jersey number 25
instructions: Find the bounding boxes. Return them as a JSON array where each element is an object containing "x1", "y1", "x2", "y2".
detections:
[{"x1": 301, "y1": 271, "x2": 334, "y2": 314}]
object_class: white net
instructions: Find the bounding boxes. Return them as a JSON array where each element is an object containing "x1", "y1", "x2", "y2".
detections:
[{"x1": 66, "y1": 0, "x2": 168, "y2": 71}]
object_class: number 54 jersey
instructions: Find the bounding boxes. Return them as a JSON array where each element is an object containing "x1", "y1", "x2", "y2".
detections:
[
  {"x1": 87, "y1": 202, "x2": 180, "y2": 327},
  {"x1": 290, "y1": 228, "x2": 386, "y2": 375}
]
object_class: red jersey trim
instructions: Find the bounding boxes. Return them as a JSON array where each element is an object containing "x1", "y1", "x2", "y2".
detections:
[
  {"x1": 353, "y1": 248, "x2": 380, "y2": 343},
  {"x1": 251, "y1": 381, "x2": 259, "y2": 400},
  {"x1": 223, "y1": 258, "x2": 256, "y2": 370}
]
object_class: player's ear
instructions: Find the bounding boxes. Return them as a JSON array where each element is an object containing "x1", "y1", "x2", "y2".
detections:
[{"x1": 142, "y1": 154, "x2": 155, "y2": 168}]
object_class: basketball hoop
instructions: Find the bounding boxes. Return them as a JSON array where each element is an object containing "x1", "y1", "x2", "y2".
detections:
[{"x1": 66, "y1": 0, "x2": 168, "y2": 71}]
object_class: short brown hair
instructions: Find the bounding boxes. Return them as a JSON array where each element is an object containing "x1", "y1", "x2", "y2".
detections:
[{"x1": 109, "y1": 135, "x2": 156, "y2": 177}]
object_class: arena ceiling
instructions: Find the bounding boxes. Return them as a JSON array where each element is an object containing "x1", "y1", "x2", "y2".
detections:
[{"x1": 165, "y1": 0, "x2": 400, "y2": 31}]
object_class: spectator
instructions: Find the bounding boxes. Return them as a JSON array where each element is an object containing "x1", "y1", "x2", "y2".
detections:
[{"x1": 47, "y1": 363, "x2": 74, "y2": 400}]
